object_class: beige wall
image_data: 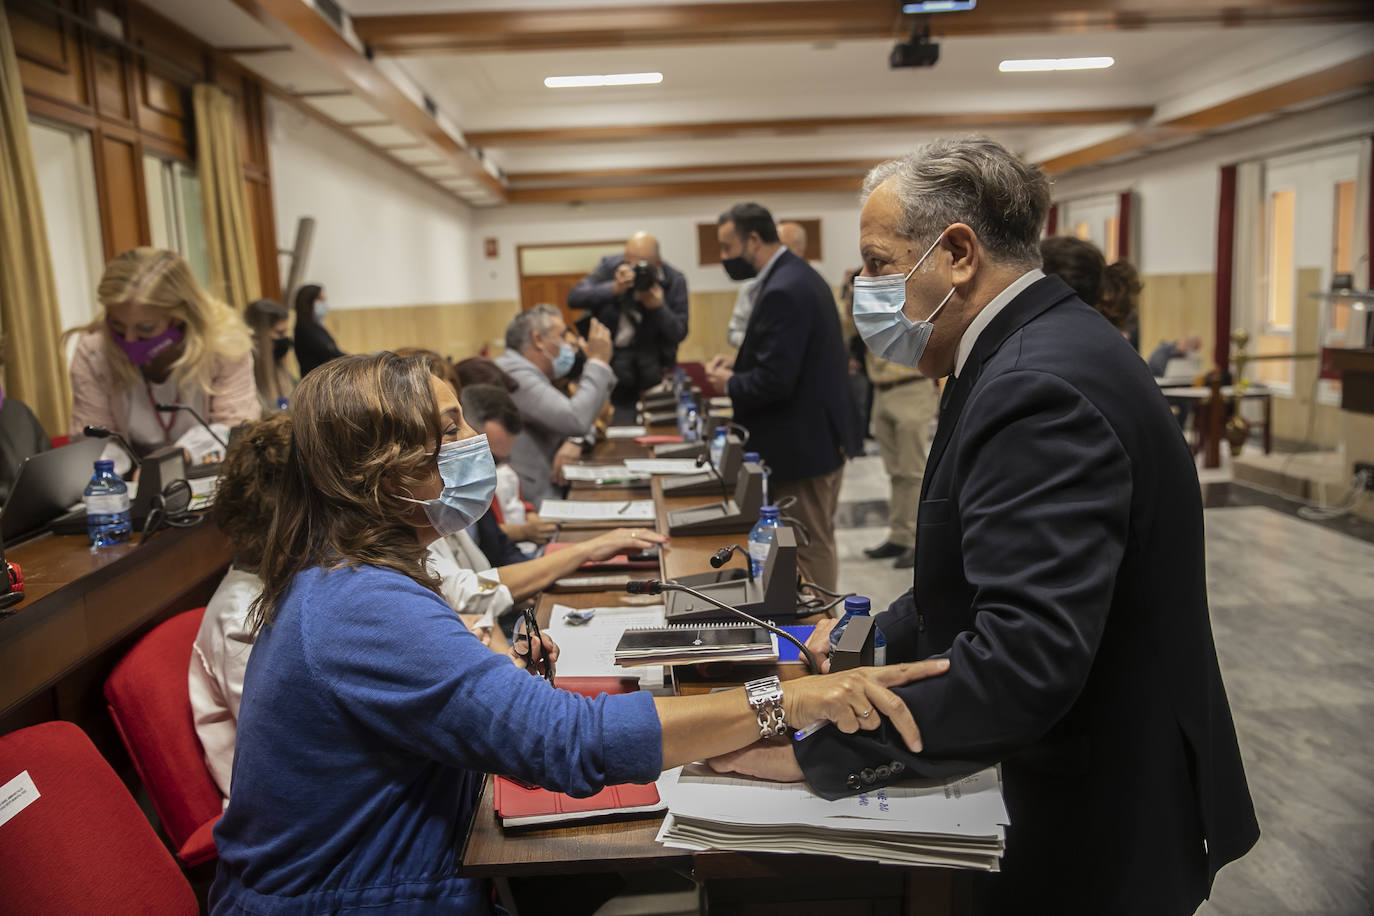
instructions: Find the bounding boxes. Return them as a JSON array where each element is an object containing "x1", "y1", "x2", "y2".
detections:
[
  {"x1": 1138, "y1": 272, "x2": 1215, "y2": 372},
  {"x1": 324, "y1": 300, "x2": 521, "y2": 362},
  {"x1": 1267, "y1": 269, "x2": 1343, "y2": 448}
]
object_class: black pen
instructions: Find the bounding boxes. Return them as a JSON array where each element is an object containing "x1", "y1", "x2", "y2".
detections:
[{"x1": 617, "y1": 500, "x2": 633, "y2": 514}]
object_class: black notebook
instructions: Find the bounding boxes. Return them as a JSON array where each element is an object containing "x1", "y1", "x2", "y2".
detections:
[{"x1": 614, "y1": 622, "x2": 778, "y2": 667}]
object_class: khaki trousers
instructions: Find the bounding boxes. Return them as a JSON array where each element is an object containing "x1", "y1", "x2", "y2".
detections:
[
  {"x1": 872, "y1": 379, "x2": 940, "y2": 548},
  {"x1": 772, "y1": 465, "x2": 844, "y2": 592}
]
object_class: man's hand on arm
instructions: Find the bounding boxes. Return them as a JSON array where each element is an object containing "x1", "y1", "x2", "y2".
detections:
[
  {"x1": 705, "y1": 354, "x2": 735, "y2": 391},
  {"x1": 585, "y1": 318, "x2": 614, "y2": 364},
  {"x1": 709, "y1": 742, "x2": 805, "y2": 782},
  {"x1": 551, "y1": 440, "x2": 583, "y2": 486}
]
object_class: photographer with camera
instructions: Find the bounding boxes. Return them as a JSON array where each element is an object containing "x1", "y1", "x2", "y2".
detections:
[{"x1": 567, "y1": 231, "x2": 688, "y2": 422}]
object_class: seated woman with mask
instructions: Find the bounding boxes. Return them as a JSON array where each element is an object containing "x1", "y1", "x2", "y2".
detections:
[
  {"x1": 245, "y1": 298, "x2": 295, "y2": 412},
  {"x1": 66, "y1": 248, "x2": 259, "y2": 473},
  {"x1": 210, "y1": 351, "x2": 947, "y2": 914}
]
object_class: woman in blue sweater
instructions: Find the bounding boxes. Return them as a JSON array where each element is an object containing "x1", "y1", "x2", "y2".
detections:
[{"x1": 209, "y1": 352, "x2": 947, "y2": 914}]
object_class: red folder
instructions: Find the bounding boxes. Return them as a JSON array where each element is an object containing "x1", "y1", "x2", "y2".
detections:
[
  {"x1": 493, "y1": 677, "x2": 664, "y2": 827},
  {"x1": 633, "y1": 435, "x2": 683, "y2": 445},
  {"x1": 544, "y1": 541, "x2": 659, "y2": 571}
]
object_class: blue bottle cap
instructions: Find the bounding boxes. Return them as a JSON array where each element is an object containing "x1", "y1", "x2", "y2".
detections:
[
  {"x1": 759, "y1": 505, "x2": 780, "y2": 520},
  {"x1": 843, "y1": 595, "x2": 871, "y2": 615},
  {"x1": 95, "y1": 459, "x2": 115, "y2": 473},
  {"x1": 744, "y1": 451, "x2": 760, "y2": 463}
]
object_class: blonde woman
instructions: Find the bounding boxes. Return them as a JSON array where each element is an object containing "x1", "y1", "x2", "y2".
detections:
[{"x1": 66, "y1": 248, "x2": 260, "y2": 474}]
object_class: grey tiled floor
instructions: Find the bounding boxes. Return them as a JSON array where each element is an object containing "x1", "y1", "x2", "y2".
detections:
[{"x1": 835, "y1": 456, "x2": 1374, "y2": 915}]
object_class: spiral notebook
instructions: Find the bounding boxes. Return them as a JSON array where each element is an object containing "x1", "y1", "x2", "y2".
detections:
[{"x1": 614, "y1": 622, "x2": 778, "y2": 667}]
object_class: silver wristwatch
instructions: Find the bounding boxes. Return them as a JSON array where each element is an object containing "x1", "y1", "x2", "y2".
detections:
[{"x1": 745, "y1": 675, "x2": 787, "y2": 739}]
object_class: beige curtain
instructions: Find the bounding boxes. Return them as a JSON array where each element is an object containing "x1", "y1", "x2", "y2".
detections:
[
  {"x1": 193, "y1": 83, "x2": 260, "y2": 310},
  {"x1": 0, "y1": 4, "x2": 71, "y2": 436}
]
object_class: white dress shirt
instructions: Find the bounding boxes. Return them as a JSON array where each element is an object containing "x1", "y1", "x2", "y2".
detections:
[{"x1": 954, "y1": 269, "x2": 1045, "y2": 378}]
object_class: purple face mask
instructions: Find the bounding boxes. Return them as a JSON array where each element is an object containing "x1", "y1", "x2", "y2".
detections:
[{"x1": 109, "y1": 321, "x2": 183, "y2": 366}]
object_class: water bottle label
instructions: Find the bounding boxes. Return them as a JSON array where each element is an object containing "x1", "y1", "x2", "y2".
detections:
[
  {"x1": 86, "y1": 494, "x2": 129, "y2": 514},
  {"x1": 748, "y1": 541, "x2": 770, "y2": 567}
]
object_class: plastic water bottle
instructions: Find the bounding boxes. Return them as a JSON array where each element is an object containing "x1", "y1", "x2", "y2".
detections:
[
  {"x1": 84, "y1": 459, "x2": 131, "y2": 547},
  {"x1": 708, "y1": 424, "x2": 727, "y2": 470},
  {"x1": 747, "y1": 505, "x2": 782, "y2": 578},
  {"x1": 675, "y1": 392, "x2": 691, "y2": 435},
  {"x1": 683, "y1": 402, "x2": 701, "y2": 442},
  {"x1": 829, "y1": 595, "x2": 887, "y2": 666}
]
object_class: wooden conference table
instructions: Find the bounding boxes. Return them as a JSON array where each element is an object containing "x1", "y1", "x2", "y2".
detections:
[{"x1": 460, "y1": 429, "x2": 963, "y2": 916}]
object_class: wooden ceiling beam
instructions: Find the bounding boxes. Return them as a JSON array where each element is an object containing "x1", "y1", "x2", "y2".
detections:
[
  {"x1": 470, "y1": 107, "x2": 1154, "y2": 148},
  {"x1": 227, "y1": 0, "x2": 505, "y2": 199},
  {"x1": 508, "y1": 159, "x2": 885, "y2": 185},
  {"x1": 507, "y1": 175, "x2": 864, "y2": 205},
  {"x1": 353, "y1": 0, "x2": 1373, "y2": 55},
  {"x1": 1038, "y1": 52, "x2": 1374, "y2": 174}
]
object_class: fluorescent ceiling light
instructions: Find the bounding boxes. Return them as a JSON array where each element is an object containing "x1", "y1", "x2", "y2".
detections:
[
  {"x1": 544, "y1": 72, "x2": 663, "y2": 89},
  {"x1": 999, "y1": 57, "x2": 1115, "y2": 73},
  {"x1": 902, "y1": 1, "x2": 976, "y2": 11}
]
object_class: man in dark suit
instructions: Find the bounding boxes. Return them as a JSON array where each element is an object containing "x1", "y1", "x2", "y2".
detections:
[
  {"x1": 567, "y1": 232, "x2": 689, "y2": 422},
  {"x1": 709, "y1": 140, "x2": 1258, "y2": 914},
  {"x1": 706, "y1": 203, "x2": 861, "y2": 590}
]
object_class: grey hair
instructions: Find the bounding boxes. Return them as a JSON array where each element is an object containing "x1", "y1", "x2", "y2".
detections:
[
  {"x1": 862, "y1": 137, "x2": 1051, "y2": 267},
  {"x1": 505, "y1": 303, "x2": 562, "y2": 353}
]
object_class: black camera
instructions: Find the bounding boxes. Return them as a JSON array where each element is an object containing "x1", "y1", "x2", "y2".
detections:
[{"x1": 631, "y1": 261, "x2": 660, "y2": 293}]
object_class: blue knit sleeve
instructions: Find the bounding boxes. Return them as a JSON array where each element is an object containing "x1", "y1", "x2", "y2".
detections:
[{"x1": 299, "y1": 566, "x2": 663, "y2": 796}]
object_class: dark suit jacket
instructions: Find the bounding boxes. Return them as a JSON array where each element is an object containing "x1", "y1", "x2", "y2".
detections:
[
  {"x1": 728, "y1": 250, "x2": 861, "y2": 482},
  {"x1": 293, "y1": 321, "x2": 345, "y2": 378},
  {"x1": 795, "y1": 275, "x2": 1258, "y2": 915},
  {"x1": 567, "y1": 254, "x2": 689, "y2": 401}
]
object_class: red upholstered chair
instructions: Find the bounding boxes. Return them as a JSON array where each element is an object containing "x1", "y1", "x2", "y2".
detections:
[
  {"x1": 105, "y1": 607, "x2": 224, "y2": 867},
  {"x1": 0, "y1": 721, "x2": 198, "y2": 915},
  {"x1": 677, "y1": 360, "x2": 718, "y2": 400},
  {"x1": 49, "y1": 434, "x2": 69, "y2": 448}
]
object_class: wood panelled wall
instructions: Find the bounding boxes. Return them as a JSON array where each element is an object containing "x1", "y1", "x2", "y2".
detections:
[{"x1": 7, "y1": 0, "x2": 280, "y2": 299}]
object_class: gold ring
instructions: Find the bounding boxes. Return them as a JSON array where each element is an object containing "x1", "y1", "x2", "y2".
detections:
[{"x1": 860, "y1": 709, "x2": 872, "y2": 718}]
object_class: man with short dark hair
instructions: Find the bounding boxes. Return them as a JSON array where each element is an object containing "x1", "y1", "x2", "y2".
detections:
[
  {"x1": 568, "y1": 232, "x2": 689, "y2": 421},
  {"x1": 706, "y1": 203, "x2": 860, "y2": 590},
  {"x1": 710, "y1": 139, "x2": 1258, "y2": 915}
]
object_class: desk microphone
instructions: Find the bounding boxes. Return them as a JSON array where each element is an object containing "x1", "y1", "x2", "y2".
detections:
[
  {"x1": 155, "y1": 404, "x2": 227, "y2": 450},
  {"x1": 626, "y1": 578, "x2": 816, "y2": 672},
  {"x1": 82, "y1": 425, "x2": 142, "y2": 470},
  {"x1": 710, "y1": 544, "x2": 754, "y2": 582},
  {"x1": 694, "y1": 452, "x2": 730, "y2": 504}
]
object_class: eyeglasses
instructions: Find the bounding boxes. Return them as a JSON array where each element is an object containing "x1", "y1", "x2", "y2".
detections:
[{"x1": 513, "y1": 605, "x2": 555, "y2": 685}]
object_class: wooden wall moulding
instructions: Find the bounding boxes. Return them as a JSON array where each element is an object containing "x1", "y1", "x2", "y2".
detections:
[
  {"x1": 697, "y1": 218, "x2": 823, "y2": 266},
  {"x1": 4, "y1": 0, "x2": 281, "y2": 298}
]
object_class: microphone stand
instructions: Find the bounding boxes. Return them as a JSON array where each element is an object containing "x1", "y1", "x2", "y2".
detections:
[
  {"x1": 710, "y1": 544, "x2": 755, "y2": 582},
  {"x1": 82, "y1": 425, "x2": 143, "y2": 470},
  {"x1": 694, "y1": 453, "x2": 730, "y2": 505},
  {"x1": 155, "y1": 404, "x2": 228, "y2": 450},
  {"x1": 627, "y1": 578, "x2": 817, "y2": 672}
]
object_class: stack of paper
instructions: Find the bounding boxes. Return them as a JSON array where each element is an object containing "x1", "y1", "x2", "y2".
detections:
[
  {"x1": 606, "y1": 426, "x2": 648, "y2": 439},
  {"x1": 547, "y1": 604, "x2": 667, "y2": 691},
  {"x1": 622, "y1": 458, "x2": 705, "y2": 475},
  {"x1": 656, "y1": 764, "x2": 1007, "y2": 871},
  {"x1": 560, "y1": 464, "x2": 652, "y2": 485},
  {"x1": 538, "y1": 499, "x2": 657, "y2": 523}
]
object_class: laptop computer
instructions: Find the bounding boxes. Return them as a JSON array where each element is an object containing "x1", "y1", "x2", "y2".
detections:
[
  {"x1": 45, "y1": 445, "x2": 205, "y2": 538},
  {"x1": 0, "y1": 438, "x2": 105, "y2": 544}
]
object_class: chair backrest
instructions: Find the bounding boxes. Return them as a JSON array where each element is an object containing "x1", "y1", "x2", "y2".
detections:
[
  {"x1": 677, "y1": 361, "x2": 717, "y2": 400},
  {"x1": 0, "y1": 721, "x2": 198, "y2": 915},
  {"x1": 105, "y1": 607, "x2": 224, "y2": 865}
]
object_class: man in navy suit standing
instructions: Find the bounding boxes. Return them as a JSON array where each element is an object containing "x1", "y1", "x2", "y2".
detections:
[
  {"x1": 709, "y1": 140, "x2": 1258, "y2": 915},
  {"x1": 707, "y1": 203, "x2": 861, "y2": 590}
]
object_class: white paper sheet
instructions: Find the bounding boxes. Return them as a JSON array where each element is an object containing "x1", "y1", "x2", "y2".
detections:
[
  {"x1": 548, "y1": 603, "x2": 667, "y2": 690},
  {"x1": 606, "y1": 426, "x2": 648, "y2": 439},
  {"x1": 622, "y1": 459, "x2": 706, "y2": 475},
  {"x1": 539, "y1": 499, "x2": 656, "y2": 522}
]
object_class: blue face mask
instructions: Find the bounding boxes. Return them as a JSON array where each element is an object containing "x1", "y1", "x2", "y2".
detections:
[
  {"x1": 314, "y1": 300, "x2": 329, "y2": 322},
  {"x1": 852, "y1": 230, "x2": 956, "y2": 368},
  {"x1": 401, "y1": 434, "x2": 497, "y2": 537},
  {"x1": 552, "y1": 341, "x2": 576, "y2": 379}
]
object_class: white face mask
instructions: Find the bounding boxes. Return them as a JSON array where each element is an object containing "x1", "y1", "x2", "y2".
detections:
[
  {"x1": 399, "y1": 435, "x2": 497, "y2": 537},
  {"x1": 851, "y1": 231, "x2": 955, "y2": 367}
]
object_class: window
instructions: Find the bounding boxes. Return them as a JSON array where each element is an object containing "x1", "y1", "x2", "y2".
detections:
[
  {"x1": 1265, "y1": 189, "x2": 1296, "y2": 332},
  {"x1": 1330, "y1": 179, "x2": 1356, "y2": 335},
  {"x1": 144, "y1": 154, "x2": 211, "y2": 289}
]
